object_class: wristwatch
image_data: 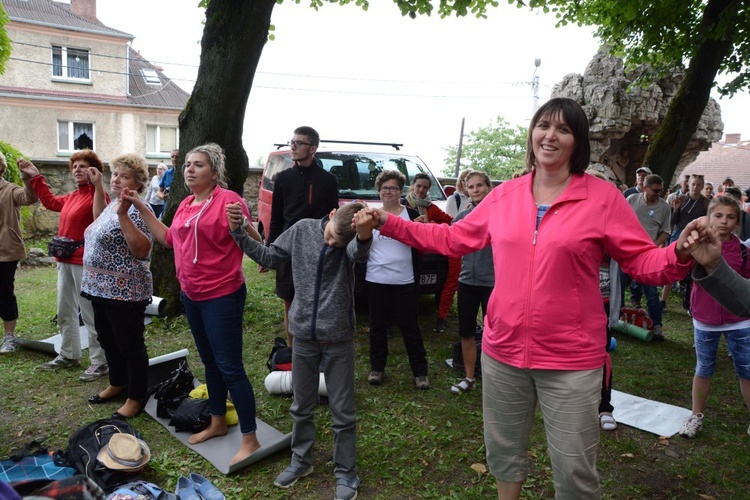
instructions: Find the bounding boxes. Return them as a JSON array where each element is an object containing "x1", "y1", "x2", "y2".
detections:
[{"x1": 242, "y1": 216, "x2": 250, "y2": 229}]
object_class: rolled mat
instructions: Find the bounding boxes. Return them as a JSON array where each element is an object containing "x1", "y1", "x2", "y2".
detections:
[
  {"x1": 145, "y1": 296, "x2": 166, "y2": 316},
  {"x1": 612, "y1": 320, "x2": 653, "y2": 342}
]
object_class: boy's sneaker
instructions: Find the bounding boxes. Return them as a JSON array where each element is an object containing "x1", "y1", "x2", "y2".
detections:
[
  {"x1": 41, "y1": 354, "x2": 80, "y2": 370},
  {"x1": 274, "y1": 464, "x2": 313, "y2": 489},
  {"x1": 679, "y1": 413, "x2": 703, "y2": 438},
  {"x1": 415, "y1": 375, "x2": 430, "y2": 390},
  {"x1": 334, "y1": 476, "x2": 361, "y2": 500},
  {"x1": 80, "y1": 364, "x2": 109, "y2": 381},
  {"x1": 368, "y1": 371, "x2": 384, "y2": 386},
  {"x1": 0, "y1": 335, "x2": 16, "y2": 354},
  {"x1": 652, "y1": 324, "x2": 665, "y2": 342}
]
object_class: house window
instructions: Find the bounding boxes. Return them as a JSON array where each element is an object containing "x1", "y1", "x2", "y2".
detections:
[
  {"x1": 141, "y1": 69, "x2": 161, "y2": 85},
  {"x1": 146, "y1": 125, "x2": 178, "y2": 155},
  {"x1": 58, "y1": 121, "x2": 95, "y2": 152},
  {"x1": 52, "y1": 46, "x2": 90, "y2": 80}
]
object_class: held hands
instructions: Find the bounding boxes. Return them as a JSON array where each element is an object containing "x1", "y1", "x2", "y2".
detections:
[
  {"x1": 117, "y1": 188, "x2": 135, "y2": 216},
  {"x1": 120, "y1": 187, "x2": 146, "y2": 210},
  {"x1": 226, "y1": 202, "x2": 244, "y2": 231},
  {"x1": 415, "y1": 214, "x2": 429, "y2": 223},
  {"x1": 353, "y1": 208, "x2": 377, "y2": 240},
  {"x1": 16, "y1": 159, "x2": 39, "y2": 179},
  {"x1": 678, "y1": 216, "x2": 722, "y2": 272}
]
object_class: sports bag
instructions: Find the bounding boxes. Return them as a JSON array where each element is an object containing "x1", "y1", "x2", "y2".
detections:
[
  {"x1": 147, "y1": 360, "x2": 194, "y2": 419},
  {"x1": 64, "y1": 418, "x2": 142, "y2": 492},
  {"x1": 47, "y1": 236, "x2": 84, "y2": 259},
  {"x1": 266, "y1": 336, "x2": 292, "y2": 372}
]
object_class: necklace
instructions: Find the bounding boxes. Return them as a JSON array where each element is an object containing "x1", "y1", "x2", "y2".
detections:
[{"x1": 534, "y1": 174, "x2": 571, "y2": 207}]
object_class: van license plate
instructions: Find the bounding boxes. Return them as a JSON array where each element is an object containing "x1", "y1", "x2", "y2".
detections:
[{"x1": 420, "y1": 274, "x2": 437, "y2": 285}]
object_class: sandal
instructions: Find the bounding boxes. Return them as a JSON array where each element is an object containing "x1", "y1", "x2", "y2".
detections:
[
  {"x1": 599, "y1": 413, "x2": 617, "y2": 431},
  {"x1": 451, "y1": 378, "x2": 476, "y2": 394}
]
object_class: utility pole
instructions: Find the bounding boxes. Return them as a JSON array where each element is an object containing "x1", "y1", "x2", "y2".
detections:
[
  {"x1": 532, "y1": 58, "x2": 541, "y2": 114},
  {"x1": 455, "y1": 117, "x2": 465, "y2": 177}
]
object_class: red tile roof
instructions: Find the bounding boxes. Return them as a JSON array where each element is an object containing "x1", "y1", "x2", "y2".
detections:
[{"x1": 681, "y1": 138, "x2": 750, "y2": 191}]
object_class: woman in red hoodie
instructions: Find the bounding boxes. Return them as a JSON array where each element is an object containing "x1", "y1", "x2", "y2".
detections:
[
  {"x1": 19, "y1": 153, "x2": 108, "y2": 379},
  {"x1": 371, "y1": 98, "x2": 695, "y2": 499}
]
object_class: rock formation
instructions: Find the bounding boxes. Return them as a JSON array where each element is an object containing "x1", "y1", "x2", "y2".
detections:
[{"x1": 551, "y1": 47, "x2": 724, "y2": 186}]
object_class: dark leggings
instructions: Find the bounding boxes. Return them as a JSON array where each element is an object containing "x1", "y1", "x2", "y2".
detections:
[{"x1": 0, "y1": 261, "x2": 19, "y2": 322}]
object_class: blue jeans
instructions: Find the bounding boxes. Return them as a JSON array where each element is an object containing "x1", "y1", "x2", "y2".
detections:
[
  {"x1": 182, "y1": 284, "x2": 257, "y2": 434},
  {"x1": 694, "y1": 326, "x2": 750, "y2": 379}
]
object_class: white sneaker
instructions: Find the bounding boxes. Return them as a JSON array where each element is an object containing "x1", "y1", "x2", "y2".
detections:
[
  {"x1": 0, "y1": 335, "x2": 15, "y2": 354},
  {"x1": 679, "y1": 413, "x2": 704, "y2": 438},
  {"x1": 79, "y1": 364, "x2": 109, "y2": 381}
]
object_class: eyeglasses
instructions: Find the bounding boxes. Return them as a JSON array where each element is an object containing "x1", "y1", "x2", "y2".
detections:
[
  {"x1": 648, "y1": 187, "x2": 663, "y2": 194},
  {"x1": 691, "y1": 174, "x2": 705, "y2": 178},
  {"x1": 380, "y1": 186, "x2": 401, "y2": 193},
  {"x1": 289, "y1": 140, "x2": 312, "y2": 148}
]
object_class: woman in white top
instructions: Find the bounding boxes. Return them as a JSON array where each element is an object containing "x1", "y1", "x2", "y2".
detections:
[
  {"x1": 366, "y1": 170, "x2": 429, "y2": 390},
  {"x1": 144, "y1": 163, "x2": 166, "y2": 218}
]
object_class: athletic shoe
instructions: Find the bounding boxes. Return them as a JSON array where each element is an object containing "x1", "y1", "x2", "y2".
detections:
[
  {"x1": 679, "y1": 413, "x2": 704, "y2": 438},
  {"x1": 334, "y1": 476, "x2": 361, "y2": 500},
  {"x1": 652, "y1": 324, "x2": 665, "y2": 342},
  {"x1": 0, "y1": 335, "x2": 16, "y2": 354},
  {"x1": 41, "y1": 354, "x2": 80, "y2": 370},
  {"x1": 80, "y1": 364, "x2": 109, "y2": 381},
  {"x1": 415, "y1": 375, "x2": 430, "y2": 390},
  {"x1": 367, "y1": 371, "x2": 384, "y2": 386},
  {"x1": 432, "y1": 318, "x2": 446, "y2": 333},
  {"x1": 274, "y1": 464, "x2": 313, "y2": 489}
]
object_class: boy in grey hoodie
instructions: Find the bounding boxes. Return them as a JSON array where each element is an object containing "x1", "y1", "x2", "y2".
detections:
[{"x1": 226, "y1": 201, "x2": 374, "y2": 500}]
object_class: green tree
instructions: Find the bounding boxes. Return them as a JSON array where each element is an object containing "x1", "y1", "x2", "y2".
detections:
[
  {"x1": 0, "y1": 4, "x2": 11, "y2": 74},
  {"x1": 443, "y1": 117, "x2": 526, "y2": 180},
  {"x1": 517, "y1": 0, "x2": 748, "y2": 183}
]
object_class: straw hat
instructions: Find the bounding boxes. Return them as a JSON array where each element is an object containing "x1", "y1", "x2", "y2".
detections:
[{"x1": 97, "y1": 433, "x2": 151, "y2": 471}]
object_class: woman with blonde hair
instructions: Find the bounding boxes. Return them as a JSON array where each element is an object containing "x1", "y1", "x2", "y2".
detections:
[{"x1": 123, "y1": 142, "x2": 263, "y2": 465}]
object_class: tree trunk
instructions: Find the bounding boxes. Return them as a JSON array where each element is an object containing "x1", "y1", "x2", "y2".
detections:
[
  {"x1": 641, "y1": 0, "x2": 738, "y2": 184},
  {"x1": 152, "y1": 0, "x2": 277, "y2": 316}
]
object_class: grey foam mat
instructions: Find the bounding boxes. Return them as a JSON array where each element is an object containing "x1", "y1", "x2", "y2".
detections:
[{"x1": 145, "y1": 350, "x2": 292, "y2": 474}]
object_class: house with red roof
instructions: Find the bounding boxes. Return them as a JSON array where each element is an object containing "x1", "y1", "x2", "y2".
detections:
[
  {"x1": 0, "y1": 0, "x2": 188, "y2": 165},
  {"x1": 681, "y1": 133, "x2": 750, "y2": 193}
]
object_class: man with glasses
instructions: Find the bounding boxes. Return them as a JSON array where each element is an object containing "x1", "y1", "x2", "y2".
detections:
[
  {"x1": 268, "y1": 126, "x2": 338, "y2": 346},
  {"x1": 626, "y1": 174, "x2": 671, "y2": 340}
]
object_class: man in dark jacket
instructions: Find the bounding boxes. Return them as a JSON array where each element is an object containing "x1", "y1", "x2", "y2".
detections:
[{"x1": 269, "y1": 126, "x2": 338, "y2": 345}]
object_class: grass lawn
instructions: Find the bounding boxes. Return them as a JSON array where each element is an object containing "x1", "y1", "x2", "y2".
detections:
[{"x1": 1, "y1": 259, "x2": 749, "y2": 499}]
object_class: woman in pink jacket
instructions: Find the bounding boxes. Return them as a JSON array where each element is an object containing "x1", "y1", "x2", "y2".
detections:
[{"x1": 370, "y1": 98, "x2": 694, "y2": 499}]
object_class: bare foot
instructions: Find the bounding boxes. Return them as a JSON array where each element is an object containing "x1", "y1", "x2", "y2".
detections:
[
  {"x1": 99, "y1": 385, "x2": 126, "y2": 399},
  {"x1": 229, "y1": 432, "x2": 261, "y2": 465},
  {"x1": 115, "y1": 398, "x2": 144, "y2": 418},
  {"x1": 188, "y1": 416, "x2": 228, "y2": 445}
]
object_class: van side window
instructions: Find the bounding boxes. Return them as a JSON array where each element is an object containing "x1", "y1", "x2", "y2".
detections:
[{"x1": 262, "y1": 155, "x2": 293, "y2": 191}]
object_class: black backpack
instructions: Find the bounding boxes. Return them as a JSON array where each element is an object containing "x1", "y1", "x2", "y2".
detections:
[
  {"x1": 64, "y1": 418, "x2": 142, "y2": 492},
  {"x1": 267, "y1": 336, "x2": 293, "y2": 372}
]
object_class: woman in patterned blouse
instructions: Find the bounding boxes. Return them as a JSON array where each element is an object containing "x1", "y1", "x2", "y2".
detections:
[{"x1": 82, "y1": 153, "x2": 153, "y2": 419}]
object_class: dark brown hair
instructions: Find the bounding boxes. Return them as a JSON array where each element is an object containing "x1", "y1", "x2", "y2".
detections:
[{"x1": 525, "y1": 97, "x2": 591, "y2": 175}]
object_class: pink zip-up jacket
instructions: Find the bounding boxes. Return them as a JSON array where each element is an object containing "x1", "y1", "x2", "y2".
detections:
[
  {"x1": 381, "y1": 172, "x2": 692, "y2": 371},
  {"x1": 690, "y1": 234, "x2": 750, "y2": 325}
]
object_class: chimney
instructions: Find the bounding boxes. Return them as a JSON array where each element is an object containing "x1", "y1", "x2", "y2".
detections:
[
  {"x1": 725, "y1": 133, "x2": 741, "y2": 145},
  {"x1": 70, "y1": 0, "x2": 97, "y2": 21}
]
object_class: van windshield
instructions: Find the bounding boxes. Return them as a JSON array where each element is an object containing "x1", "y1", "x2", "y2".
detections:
[{"x1": 316, "y1": 152, "x2": 446, "y2": 201}]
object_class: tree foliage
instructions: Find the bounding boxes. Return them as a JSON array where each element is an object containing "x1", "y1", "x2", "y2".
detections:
[
  {"x1": 0, "y1": 3, "x2": 12, "y2": 74},
  {"x1": 443, "y1": 117, "x2": 526, "y2": 180}
]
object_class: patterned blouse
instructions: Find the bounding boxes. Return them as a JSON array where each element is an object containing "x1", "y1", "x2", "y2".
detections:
[{"x1": 82, "y1": 200, "x2": 153, "y2": 302}]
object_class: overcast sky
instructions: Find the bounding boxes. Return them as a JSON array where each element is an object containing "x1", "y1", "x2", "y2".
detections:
[{"x1": 96, "y1": 0, "x2": 750, "y2": 174}]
